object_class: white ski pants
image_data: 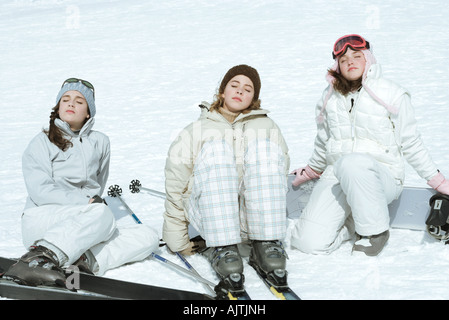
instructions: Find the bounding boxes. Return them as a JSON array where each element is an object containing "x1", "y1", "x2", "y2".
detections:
[
  {"x1": 22, "y1": 203, "x2": 159, "y2": 276},
  {"x1": 290, "y1": 153, "x2": 402, "y2": 254},
  {"x1": 187, "y1": 139, "x2": 288, "y2": 247}
]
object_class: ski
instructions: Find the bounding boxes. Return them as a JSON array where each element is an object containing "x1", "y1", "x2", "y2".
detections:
[
  {"x1": 221, "y1": 288, "x2": 252, "y2": 301},
  {"x1": 248, "y1": 261, "x2": 301, "y2": 300},
  {"x1": 213, "y1": 274, "x2": 252, "y2": 300},
  {"x1": 0, "y1": 278, "x2": 120, "y2": 300},
  {"x1": 0, "y1": 257, "x2": 212, "y2": 300}
]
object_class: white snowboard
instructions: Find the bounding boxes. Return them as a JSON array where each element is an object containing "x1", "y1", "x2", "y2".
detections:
[{"x1": 286, "y1": 174, "x2": 436, "y2": 231}]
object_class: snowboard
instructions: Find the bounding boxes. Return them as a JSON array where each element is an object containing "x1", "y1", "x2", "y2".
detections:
[{"x1": 286, "y1": 174, "x2": 436, "y2": 231}]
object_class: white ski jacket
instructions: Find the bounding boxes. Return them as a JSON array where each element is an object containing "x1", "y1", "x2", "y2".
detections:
[
  {"x1": 22, "y1": 118, "x2": 110, "y2": 210},
  {"x1": 163, "y1": 104, "x2": 290, "y2": 252},
  {"x1": 309, "y1": 63, "x2": 438, "y2": 183}
]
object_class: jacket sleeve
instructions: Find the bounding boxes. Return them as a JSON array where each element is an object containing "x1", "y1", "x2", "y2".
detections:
[
  {"x1": 308, "y1": 92, "x2": 330, "y2": 173},
  {"x1": 393, "y1": 93, "x2": 438, "y2": 180},
  {"x1": 96, "y1": 134, "x2": 110, "y2": 196},
  {"x1": 269, "y1": 120, "x2": 290, "y2": 175},
  {"x1": 163, "y1": 127, "x2": 195, "y2": 252},
  {"x1": 22, "y1": 134, "x2": 90, "y2": 206}
]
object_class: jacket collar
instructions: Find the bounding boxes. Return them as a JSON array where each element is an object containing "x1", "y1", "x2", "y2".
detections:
[
  {"x1": 199, "y1": 102, "x2": 269, "y2": 124},
  {"x1": 55, "y1": 117, "x2": 95, "y2": 137}
]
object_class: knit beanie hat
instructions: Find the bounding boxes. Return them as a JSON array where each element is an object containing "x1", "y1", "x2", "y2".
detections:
[
  {"x1": 219, "y1": 64, "x2": 261, "y2": 101},
  {"x1": 56, "y1": 81, "x2": 96, "y2": 117}
]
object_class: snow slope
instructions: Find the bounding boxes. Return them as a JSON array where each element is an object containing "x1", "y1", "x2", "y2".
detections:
[{"x1": 1, "y1": 0, "x2": 449, "y2": 300}]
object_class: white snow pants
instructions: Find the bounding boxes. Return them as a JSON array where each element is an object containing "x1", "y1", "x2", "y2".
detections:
[
  {"x1": 187, "y1": 139, "x2": 288, "y2": 247},
  {"x1": 22, "y1": 203, "x2": 159, "y2": 276},
  {"x1": 290, "y1": 153, "x2": 403, "y2": 254}
]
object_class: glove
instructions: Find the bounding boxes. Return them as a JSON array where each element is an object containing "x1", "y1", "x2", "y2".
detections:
[
  {"x1": 89, "y1": 195, "x2": 105, "y2": 204},
  {"x1": 179, "y1": 236, "x2": 206, "y2": 256},
  {"x1": 427, "y1": 171, "x2": 449, "y2": 195},
  {"x1": 291, "y1": 165, "x2": 321, "y2": 187}
]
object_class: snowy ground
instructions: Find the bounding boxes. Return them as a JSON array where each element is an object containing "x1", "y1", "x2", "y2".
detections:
[{"x1": 1, "y1": 0, "x2": 449, "y2": 300}]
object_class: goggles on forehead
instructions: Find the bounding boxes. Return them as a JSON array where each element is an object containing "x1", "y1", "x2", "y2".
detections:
[
  {"x1": 61, "y1": 78, "x2": 95, "y2": 98},
  {"x1": 332, "y1": 34, "x2": 370, "y2": 59}
]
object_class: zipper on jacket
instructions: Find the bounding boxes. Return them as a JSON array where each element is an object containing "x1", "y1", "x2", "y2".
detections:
[
  {"x1": 77, "y1": 135, "x2": 88, "y2": 185},
  {"x1": 348, "y1": 97, "x2": 356, "y2": 141},
  {"x1": 349, "y1": 91, "x2": 361, "y2": 144}
]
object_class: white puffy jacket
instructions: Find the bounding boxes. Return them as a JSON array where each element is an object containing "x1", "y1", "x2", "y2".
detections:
[{"x1": 309, "y1": 63, "x2": 438, "y2": 183}]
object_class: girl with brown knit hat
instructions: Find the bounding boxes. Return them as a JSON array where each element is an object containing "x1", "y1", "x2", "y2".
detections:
[{"x1": 163, "y1": 65, "x2": 291, "y2": 293}]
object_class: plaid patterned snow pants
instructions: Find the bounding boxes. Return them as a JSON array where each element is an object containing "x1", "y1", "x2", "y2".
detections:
[{"x1": 187, "y1": 139, "x2": 287, "y2": 247}]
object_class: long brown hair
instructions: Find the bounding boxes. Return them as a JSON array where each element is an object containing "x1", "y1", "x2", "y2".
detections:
[
  {"x1": 42, "y1": 104, "x2": 73, "y2": 151},
  {"x1": 327, "y1": 69, "x2": 362, "y2": 96}
]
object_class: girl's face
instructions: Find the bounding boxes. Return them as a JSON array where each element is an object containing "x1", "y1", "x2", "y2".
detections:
[
  {"x1": 221, "y1": 75, "x2": 255, "y2": 113},
  {"x1": 58, "y1": 90, "x2": 90, "y2": 131},
  {"x1": 338, "y1": 48, "x2": 366, "y2": 81}
]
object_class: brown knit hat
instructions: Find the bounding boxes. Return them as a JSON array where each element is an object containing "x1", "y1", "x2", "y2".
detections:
[{"x1": 219, "y1": 64, "x2": 261, "y2": 101}]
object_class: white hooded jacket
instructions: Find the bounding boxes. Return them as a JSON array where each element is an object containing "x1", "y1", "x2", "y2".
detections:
[
  {"x1": 309, "y1": 59, "x2": 438, "y2": 183},
  {"x1": 22, "y1": 118, "x2": 110, "y2": 210}
]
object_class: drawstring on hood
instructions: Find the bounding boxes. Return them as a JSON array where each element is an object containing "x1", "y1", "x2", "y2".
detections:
[{"x1": 316, "y1": 49, "x2": 399, "y2": 124}]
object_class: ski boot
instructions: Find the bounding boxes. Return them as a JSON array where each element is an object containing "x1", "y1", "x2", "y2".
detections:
[
  {"x1": 352, "y1": 230, "x2": 390, "y2": 256},
  {"x1": 71, "y1": 250, "x2": 98, "y2": 275},
  {"x1": 200, "y1": 245, "x2": 245, "y2": 299},
  {"x1": 249, "y1": 240, "x2": 288, "y2": 288},
  {"x1": 3, "y1": 246, "x2": 67, "y2": 287}
]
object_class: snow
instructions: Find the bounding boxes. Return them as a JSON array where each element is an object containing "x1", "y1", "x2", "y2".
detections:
[{"x1": 1, "y1": 0, "x2": 449, "y2": 300}]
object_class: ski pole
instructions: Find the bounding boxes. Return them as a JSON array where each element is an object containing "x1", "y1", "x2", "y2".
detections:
[
  {"x1": 150, "y1": 253, "x2": 216, "y2": 288},
  {"x1": 129, "y1": 179, "x2": 166, "y2": 199},
  {"x1": 108, "y1": 185, "x2": 143, "y2": 224},
  {"x1": 127, "y1": 183, "x2": 213, "y2": 288},
  {"x1": 176, "y1": 252, "x2": 216, "y2": 297},
  {"x1": 108, "y1": 184, "x2": 217, "y2": 294}
]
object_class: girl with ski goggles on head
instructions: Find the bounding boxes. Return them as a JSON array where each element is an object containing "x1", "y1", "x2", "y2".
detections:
[
  {"x1": 332, "y1": 34, "x2": 370, "y2": 59},
  {"x1": 3, "y1": 78, "x2": 159, "y2": 287},
  {"x1": 289, "y1": 34, "x2": 449, "y2": 257}
]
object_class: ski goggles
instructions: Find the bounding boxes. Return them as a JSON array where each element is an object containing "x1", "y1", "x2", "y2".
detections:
[
  {"x1": 61, "y1": 78, "x2": 95, "y2": 98},
  {"x1": 332, "y1": 34, "x2": 370, "y2": 59}
]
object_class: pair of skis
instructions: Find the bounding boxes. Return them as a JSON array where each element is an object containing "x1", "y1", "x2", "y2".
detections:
[
  {"x1": 0, "y1": 256, "x2": 211, "y2": 300},
  {"x1": 128, "y1": 179, "x2": 301, "y2": 300}
]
